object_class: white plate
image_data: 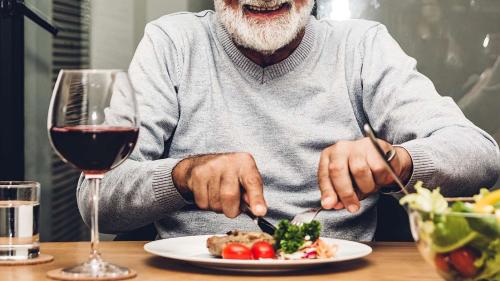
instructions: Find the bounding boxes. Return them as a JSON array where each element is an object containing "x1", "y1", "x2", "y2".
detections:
[{"x1": 144, "y1": 235, "x2": 372, "y2": 272}]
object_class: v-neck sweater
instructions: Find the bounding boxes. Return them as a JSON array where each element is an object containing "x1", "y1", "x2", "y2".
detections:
[
  {"x1": 214, "y1": 17, "x2": 315, "y2": 83},
  {"x1": 77, "y1": 11, "x2": 500, "y2": 240}
]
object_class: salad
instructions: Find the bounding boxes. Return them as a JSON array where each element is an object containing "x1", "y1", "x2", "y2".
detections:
[
  {"x1": 274, "y1": 220, "x2": 336, "y2": 260},
  {"x1": 214, "y1": 220, "x2": 336, "y2": 260},
  {"x1": 400, "y1": 182, "x2": 500, "y2": 281}
]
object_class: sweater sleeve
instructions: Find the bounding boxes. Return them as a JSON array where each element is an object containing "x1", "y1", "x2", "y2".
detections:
[
  {"x1": 360, "y1": 24, "x2": 500, "y2": 196},
  {"x1": 77, "y1": 23, "x2": 188, "y2": 233}
]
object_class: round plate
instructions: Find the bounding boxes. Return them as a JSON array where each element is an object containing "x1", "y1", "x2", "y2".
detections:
[{"x1": 144, "y1": 235, "x2": 372, "y2": 272}]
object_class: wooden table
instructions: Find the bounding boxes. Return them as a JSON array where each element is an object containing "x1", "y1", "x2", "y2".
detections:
[{"x1": 0, "y1": 242, "x2": 442, "y2": 281}]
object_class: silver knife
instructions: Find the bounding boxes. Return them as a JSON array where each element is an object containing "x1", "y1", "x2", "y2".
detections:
[{"x1": 240, "y1": 202, "x2": 276, "y2": 235}]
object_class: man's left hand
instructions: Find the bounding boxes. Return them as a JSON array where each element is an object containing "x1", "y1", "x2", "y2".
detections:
[{"x1": 317, "y1": 138, "x2": 413, "y2": 213}]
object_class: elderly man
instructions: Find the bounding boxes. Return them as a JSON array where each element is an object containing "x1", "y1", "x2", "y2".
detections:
[{"x1": 77, "y1": 0, "x2": 499, "y2": 240}]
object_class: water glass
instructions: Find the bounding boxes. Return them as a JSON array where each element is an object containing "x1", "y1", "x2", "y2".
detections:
[{"x1": 0, "y1": 181, "x2": 40, "y2": 260}]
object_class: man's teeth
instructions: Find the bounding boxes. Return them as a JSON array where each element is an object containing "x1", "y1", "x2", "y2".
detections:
[{"x1": 246, "y1": 4, "x2": 285, "y2": 12}]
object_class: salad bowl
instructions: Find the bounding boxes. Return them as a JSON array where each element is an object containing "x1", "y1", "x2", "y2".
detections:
[{"x1": 402, "y1": 184, "x2": 499, "y2": 281}]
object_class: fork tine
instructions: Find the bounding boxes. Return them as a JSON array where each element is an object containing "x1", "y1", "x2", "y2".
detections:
[{"x1": 291, "y1": 208, "x2": 322, "y2": 225}]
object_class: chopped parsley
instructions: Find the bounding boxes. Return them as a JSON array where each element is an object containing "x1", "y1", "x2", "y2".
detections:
[{"x1": 274, "y1": 220, "x2": 321, "y2": 254}]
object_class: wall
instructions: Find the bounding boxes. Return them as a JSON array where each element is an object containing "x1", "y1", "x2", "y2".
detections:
[
  {"x1": 146, "y1": 0, "x2": 188, "y2": 22},
  {"x1": 90, "y1": 0, "x2": 136, "y2": 69},
  {"x1": 189, "y1": 0, "x2": 214, "y2": 12}
]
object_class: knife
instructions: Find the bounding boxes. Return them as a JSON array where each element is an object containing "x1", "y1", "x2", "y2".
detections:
[{"x1": 240, "y1": 201, "x2": 276, "y2": 235}]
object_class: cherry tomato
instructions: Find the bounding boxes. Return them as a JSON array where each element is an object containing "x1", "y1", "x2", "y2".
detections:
[
  {"x1": 449, "y1": 248, "x2": 478, "y2": 278},
  {"x1": 434, "y1": 254, "x2": 450, "y2": 273},
  {"x1": 222, "y1": 243, "x2": 253, "y2": 260},
  {"x1": 251, "y1": 241, "x2": 276, "y2": 259}
]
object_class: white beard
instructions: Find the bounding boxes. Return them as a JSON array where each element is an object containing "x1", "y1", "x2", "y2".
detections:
[{"x1": 215, "y1": 0, "x2": 315, "y2": 55}]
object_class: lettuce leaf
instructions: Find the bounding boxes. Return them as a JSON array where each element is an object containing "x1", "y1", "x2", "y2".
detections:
[
  {"x1": 400, "y1": 181, "x2": 448, "y2": 214},
  {"x1": 451, "y1": 202, "x2": 500, "y2": 238},
  {"x1": 472, "y1": 239, "x2": 500, "y2": 281},
  {"x1": 473, "y1": 188, "x2": 492, "y2": 203}
]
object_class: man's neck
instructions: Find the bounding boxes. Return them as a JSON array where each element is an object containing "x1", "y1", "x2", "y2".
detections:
[{"x1": 235, "y1": 29, "x2": 306, "y2": 67}]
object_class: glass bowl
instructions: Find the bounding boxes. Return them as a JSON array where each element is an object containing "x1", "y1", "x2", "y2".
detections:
[{"x1": 408, "y1": 207, "x2": 499, "y2": 281}]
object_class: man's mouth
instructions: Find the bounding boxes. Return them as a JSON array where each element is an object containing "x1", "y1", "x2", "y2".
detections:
[{"x1": 243, "y1": 3, "x2": 291, "y2": 18}]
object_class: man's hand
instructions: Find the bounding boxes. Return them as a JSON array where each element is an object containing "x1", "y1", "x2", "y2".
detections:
[
  {"x1": 318, "y1": 138, "x2": 413, "y2": 213},
  {"x1": 172, "y1": 153, "x2": 267, "y2": 218}
]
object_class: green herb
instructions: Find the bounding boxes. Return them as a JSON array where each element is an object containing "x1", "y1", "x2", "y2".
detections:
[
  {"x1": 274, "y1": 220, "x2": 321, "y2": 254},
  {"x1": 302, "y1": 220, "x2": 321, "y2": 241}
]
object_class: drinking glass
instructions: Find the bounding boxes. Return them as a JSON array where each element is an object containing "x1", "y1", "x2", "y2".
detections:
[
  {"x1": 0, "y1": 181, "x2": 40, "y2": 260},
  {"x1": 47, "y1": 70, "x2": 139, "y2": 278}
]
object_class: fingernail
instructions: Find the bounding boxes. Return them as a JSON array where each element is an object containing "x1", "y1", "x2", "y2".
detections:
[
  {"x1": 347, "y1": 204, "x2": 359, "y2": 213},
  {"x1": 254, "y1": 204, "x2": 266, "y2": 216},
  {"x1": 321, "y1": 197, "x2": 334, "y2": 208}
]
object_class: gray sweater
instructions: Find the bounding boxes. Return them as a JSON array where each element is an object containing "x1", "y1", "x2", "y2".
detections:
[{"x1": 77, "y1": 11, "x2": 500, "y2": 241}]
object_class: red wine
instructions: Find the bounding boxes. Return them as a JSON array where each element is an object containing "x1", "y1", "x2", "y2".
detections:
[{"x1": 50, "y1": 126, "x2": 139, "y2": 175}]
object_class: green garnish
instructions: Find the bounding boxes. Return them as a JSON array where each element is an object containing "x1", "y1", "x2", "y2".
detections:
[{"x1": 274, "y1": 220, "x2": 321, "y2": 254}]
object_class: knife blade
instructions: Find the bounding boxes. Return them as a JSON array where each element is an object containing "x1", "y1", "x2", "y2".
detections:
[{"x1": 240, "y1": 202, "x2": 276, "y2": 235}]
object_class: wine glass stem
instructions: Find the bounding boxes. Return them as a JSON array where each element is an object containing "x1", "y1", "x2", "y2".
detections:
[{"x1": 88, "y1": 177, "x2": 102, "y2": 261}]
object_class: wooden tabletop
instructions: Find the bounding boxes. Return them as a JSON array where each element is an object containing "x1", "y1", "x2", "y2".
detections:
[{"x1": 0, "y1": 242, "x2": 442, "y2": 281}]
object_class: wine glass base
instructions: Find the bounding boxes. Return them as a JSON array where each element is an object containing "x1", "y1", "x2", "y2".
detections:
[{"x1": 47, "y1": 259, "x2": 137, "y2": 280}]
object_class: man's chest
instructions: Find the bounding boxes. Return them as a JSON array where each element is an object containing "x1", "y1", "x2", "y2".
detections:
[{"x1": 169, "y1": 65, "x2": 363, "y2": 158}]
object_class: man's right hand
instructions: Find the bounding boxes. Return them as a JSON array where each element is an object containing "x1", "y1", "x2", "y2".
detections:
[{"x1": 172, "y1": 152, "x2": 267, "y2": 218}]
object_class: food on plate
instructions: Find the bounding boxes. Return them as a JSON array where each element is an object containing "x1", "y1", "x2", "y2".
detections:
[
  {"x1": 206, "y1": 230, "x2": 275, "y2": 257},
  {"x1": 219, "y1": 241, "x2": 276, "y2": 260},
  {"x1": 222, "y1": 242, "x2": 254, "y2": 260},
  {"x1": 251, "y1": 241, "x2": 276, "y2": 259},
  {"x1": 400, "y1": 182, "x2": 500, "y2": 281},
  {"x1": 274, "y1": 220, "x2": 336, "y2": 260},
  {"x1": 206, "y1": 220, "x2": 337, "y2": 260}
]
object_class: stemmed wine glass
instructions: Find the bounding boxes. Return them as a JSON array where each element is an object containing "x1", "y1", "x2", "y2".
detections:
[{"x1": 48, "y1": 70, "x2": 139, "y2": 279}]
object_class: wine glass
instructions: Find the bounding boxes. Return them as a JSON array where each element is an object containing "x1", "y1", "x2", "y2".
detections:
[{"x1": 47, "y1": 70, "x2": 139, "y2": 279}]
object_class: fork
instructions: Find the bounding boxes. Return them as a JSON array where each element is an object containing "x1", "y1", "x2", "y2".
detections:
[
  {"x1": 290, "y1": 207, "x2": 323, "y2": 225},
  {"x1": 289, "y1": 125, "x2": 405, "y2": 226},
  {"x1": 364, "y1": 124, "x2": 474, "y2": 202}
]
